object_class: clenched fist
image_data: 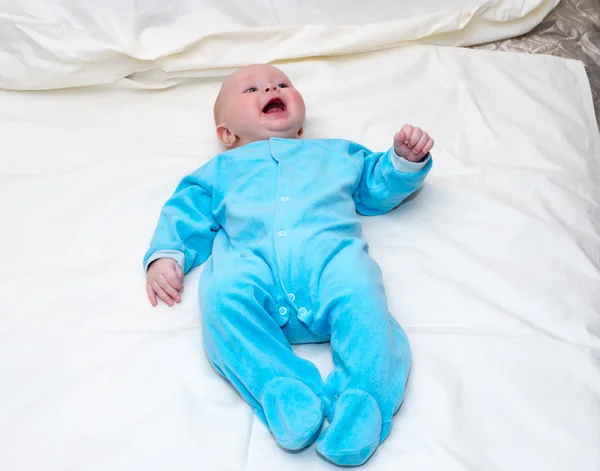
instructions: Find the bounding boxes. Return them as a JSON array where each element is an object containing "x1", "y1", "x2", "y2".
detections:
[
  {"x1": 146, "y1": 258, "x2": 184, "y2": 307},
  {"x1": 393, "y1": 125, "x2": 434, "y2": 163}
]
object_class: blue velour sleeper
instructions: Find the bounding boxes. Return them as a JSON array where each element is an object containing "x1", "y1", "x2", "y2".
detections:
[{"x1": 144, "y1": 138, "x2": 432, "y2": 466}]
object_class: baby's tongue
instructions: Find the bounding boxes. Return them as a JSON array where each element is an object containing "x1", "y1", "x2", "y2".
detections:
[{"x1": 266, "y1": 107, "x2": 282, "y2": 114}]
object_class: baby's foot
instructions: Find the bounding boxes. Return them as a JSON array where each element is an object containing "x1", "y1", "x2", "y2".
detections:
[
  {"x1": 316, "y1": 389, "x2": 382, "y2": 466},
  {"x1": 262, "y1": 377, "x2": 326, "y2": 450}
]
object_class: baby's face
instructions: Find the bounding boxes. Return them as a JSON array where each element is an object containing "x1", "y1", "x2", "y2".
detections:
[{"x1": 214, "y1": 65, "x2": 306, "y2": 148}]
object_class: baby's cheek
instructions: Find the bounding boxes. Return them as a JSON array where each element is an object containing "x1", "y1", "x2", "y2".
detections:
[
  {"x1": 233, "y1": 103, "x2": 260, "y2": 128},
  {"x1": 290, "y1": 92, "x2": 306, "y2": 117}
]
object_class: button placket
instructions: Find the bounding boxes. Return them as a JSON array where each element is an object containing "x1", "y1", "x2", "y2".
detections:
[
  {"x1": 274, "y1": 144, "x2": 291, "y2": 238},
  {"x1": 271, "y1": 141, "x2": 300, "y2": 326}
]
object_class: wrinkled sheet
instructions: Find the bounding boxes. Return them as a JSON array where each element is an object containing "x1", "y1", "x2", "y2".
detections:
[
  {"x1": 0, "y1": 0, "x2": 559, "y2": 90},
  {"x1": 473, "y1": 0, "x2": 600, "y2": 125},
  {"x1": 0, "y1": 45, "x2": 599, "y2": 471}
]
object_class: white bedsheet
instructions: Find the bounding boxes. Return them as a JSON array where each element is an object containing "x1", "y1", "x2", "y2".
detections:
[
  {"x1": 0, "y1": 43, "x2": 599, "y2": 470},
  {"x1": 0, "y1": 0, "x2": 559, "y2": 90}
]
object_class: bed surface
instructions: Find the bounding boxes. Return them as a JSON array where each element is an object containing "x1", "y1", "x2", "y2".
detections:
[
  {"x1": 473, "y1": 0, "x2": 600, "y2": 124},
  {"x1": 1, "y1": 44, "x2": 599, "y2": 470},
  {"x1": 1, "y1": 2, "x2": 599, "y2": 471}
]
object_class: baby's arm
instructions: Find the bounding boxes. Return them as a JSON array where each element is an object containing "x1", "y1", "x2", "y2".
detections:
[
  {"x1": 144, "y1": 167, "x2": 220, "y2": 306},
  {"x1": 351, "y1": 124, "x2": 434, "y2": 216}
]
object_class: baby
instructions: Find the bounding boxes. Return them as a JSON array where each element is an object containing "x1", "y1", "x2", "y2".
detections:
[{"x1": 144, "y1": 64, "x2": 433, "y2": 466}]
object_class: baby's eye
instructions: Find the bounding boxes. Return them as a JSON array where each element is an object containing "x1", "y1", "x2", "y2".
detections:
[
  {"x1": 278, "y1": 83, "x2": 289, "y2": 88},
  {"x1": 244, "y1": 87, "x2": 258, "y2": 93}
]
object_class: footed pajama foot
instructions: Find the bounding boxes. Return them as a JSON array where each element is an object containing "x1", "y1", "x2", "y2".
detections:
[
  {"x1": 316, "y1": 389, "x2": 382, "y2": 466},
  {"x1": 262, "y1": 377, "x2": 326, "y2": 450}
]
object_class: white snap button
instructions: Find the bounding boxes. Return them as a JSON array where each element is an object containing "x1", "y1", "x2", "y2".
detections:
[
  {"x1": 298, "y1": 307, "x2": 307, "y2": 315},
  {"x1": 279, "y1": 307, "x2": 287, "y2": 315},
  {"x1": 278, "y1": 231, "x2": 287, "y2": 237},
  {"x1": 281, "y1": 196, "x2": 289, "y2": 201},
  {"x1": 288, "y1": 293, "x2": 296, "y2": 302}
]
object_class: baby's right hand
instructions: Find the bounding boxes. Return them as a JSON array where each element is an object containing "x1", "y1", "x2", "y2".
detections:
[{"x1": 146, "y1": 258, "x2": 184, "y2": 307}]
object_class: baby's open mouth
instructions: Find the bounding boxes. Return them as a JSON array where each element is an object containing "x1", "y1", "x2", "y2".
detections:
[{"x1": 262, "y1": 98, "x2": 286, "y2": 114}]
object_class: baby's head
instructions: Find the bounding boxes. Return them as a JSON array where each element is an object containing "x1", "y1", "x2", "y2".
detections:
[{"x1": 214, "y1": 64, "x2": 305, "y2": 149}]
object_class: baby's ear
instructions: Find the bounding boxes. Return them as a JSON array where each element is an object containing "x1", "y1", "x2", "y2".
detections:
[
  {"x1": 297, "y1": 127, "x2": 304, "y2": 137},
  {"x1": 217, "y1": 124, "x2": 237, "y2": 148}
]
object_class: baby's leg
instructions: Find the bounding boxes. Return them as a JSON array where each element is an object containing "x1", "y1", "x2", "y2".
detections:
[
  {"x1": 316, "y1": 255, "x2": 411, "y2": 466},
  {"x1": 199, "y1": 258, "x2": 327, "y2": 451}
]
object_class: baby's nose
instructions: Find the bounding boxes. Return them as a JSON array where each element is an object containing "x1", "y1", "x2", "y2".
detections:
[{"x1": 264, "y1": 83, "x2": 278, "y2": 93}]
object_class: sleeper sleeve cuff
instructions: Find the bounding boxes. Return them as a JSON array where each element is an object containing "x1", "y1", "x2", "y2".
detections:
[
  {"x1": 391, "y1": 150, "x2": 431, "y2": 173},
  {"x1": 144, "y1": 249, "x2": 185, "y2": 272}
]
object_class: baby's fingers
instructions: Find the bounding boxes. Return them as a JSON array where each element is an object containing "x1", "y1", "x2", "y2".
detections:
[
  {"x1": 408, "y1": 127, "x2": 423, "y2": 148},
  {"x1": 151, "y1": 280, "x2": 176, "y2": 307},
  {"x1": 165, "y1": 269, "x2": 184, "y2": 292},
  {"x1": 146, "y1": 282, "x2": 158, "y2": 307},
  {"x1": 412, "y1": 132, "x2": 430, "y2": 155},
  {"x1": 395, "y1": 130, "x2": 406, "y2": 144},
  {"x1": 400, "y1": 124, "x2": 413, "y2": 144},
  {"x1": 159, "y1": 274, "x2": 181, "y2": 303},
  {"x1": 175, "y1": 264, "x2": 184, "y2": 281},
  {"x1": 422, "y1": 138, "x2": 434, "y2": 156}
]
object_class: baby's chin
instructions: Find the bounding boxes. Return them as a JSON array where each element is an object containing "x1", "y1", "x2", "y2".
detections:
[
  {"x1": 260, "y1": 122, "x2": 303, "y2": 139},
  {"x1": 265, "y1": 129, "x2": 303, "y2": 140}
]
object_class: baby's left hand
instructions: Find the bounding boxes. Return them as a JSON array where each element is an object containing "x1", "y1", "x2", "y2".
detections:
[{"x1": 393, "y1": 125, "x2": 434, "y2": 162}]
